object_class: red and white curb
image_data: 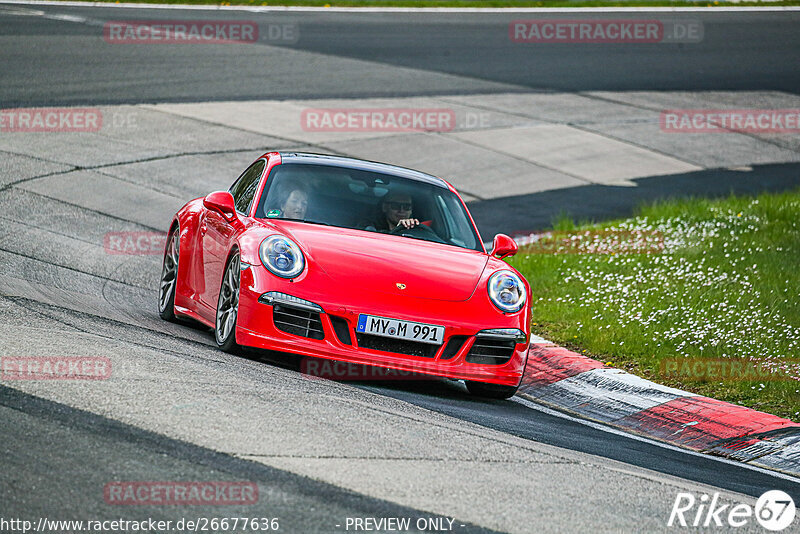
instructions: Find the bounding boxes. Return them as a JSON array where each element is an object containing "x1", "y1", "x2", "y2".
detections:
[{"x1": 519, "y1": 336, "x2": 800, "y2": 477}]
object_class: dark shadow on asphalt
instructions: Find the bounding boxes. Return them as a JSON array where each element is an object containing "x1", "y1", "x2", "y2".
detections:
[
  {"x1": 469, "y1": 162, "x2": 800, "y2": 238},
  {"x1": 354, "y1": 381, "x2": 800, "y2": 502},
  {"x1": 288, "y1": 15, "x2": 800, "y2": 95},
  {"x1": 0, "y1": 385, "x2": 501, "y2": 534}
]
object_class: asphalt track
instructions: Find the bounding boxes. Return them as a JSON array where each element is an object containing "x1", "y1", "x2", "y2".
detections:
[
  {"x1": 0, "y1": 386, "x2": 500, "y2": 534},
  {"x1": 0, "y1": 5, "x2": 799, "y2": 106},
  {"x1": 1, "y1": 4, "x2": 800, "y2": 533}
]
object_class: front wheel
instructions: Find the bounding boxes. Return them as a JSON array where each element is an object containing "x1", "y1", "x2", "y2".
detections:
[
  {"x1": 158, "y1": 227, "x2": 179, "y2": 321},
  {"x1": 215, "y1": 251, "x2": 241, "y2": 353},
  {"x1": 465, "y1": 380, "x2": 518, "y2": 399}
]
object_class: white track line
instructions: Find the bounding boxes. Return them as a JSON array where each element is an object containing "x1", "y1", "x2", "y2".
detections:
[
  {"x1": 1, "y1": 0, "x2": 799, "y2": 12},
  {"x1": 513, "y1": 395, "x2": 800, "y2": 484}
]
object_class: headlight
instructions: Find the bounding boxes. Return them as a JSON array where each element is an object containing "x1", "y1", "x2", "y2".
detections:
[
  {"x1": 259, "y1": 235, "x2": 305, "y2": 279},
  {"x1": 488, "y1": 270, "x2": 526, "y2": 313}
]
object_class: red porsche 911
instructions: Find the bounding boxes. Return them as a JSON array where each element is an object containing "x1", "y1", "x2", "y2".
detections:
[{"x1": 158, "y1": 152, "x2": 531, "y2": 398}]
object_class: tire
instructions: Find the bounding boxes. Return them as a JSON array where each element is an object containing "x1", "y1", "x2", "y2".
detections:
[
  {"x1": 465, "y1": 380, "x2": 519, "y2": 399},
  {"x1": 215, "y1": 250, "x2": 241, "y2": 353},
  {"x1": 158, "y1": 226, "x2": 179, "y2": 321}
]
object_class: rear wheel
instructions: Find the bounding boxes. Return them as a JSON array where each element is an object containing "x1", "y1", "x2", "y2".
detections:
[
  {"x1": 465, "y1": 380, "x2": 518, "y2": 399},
  {"x1": 215, "y1": 251, "x2": 241, "y2": 353},
  {"x1": 158, "y1": 227, "x2": 179, "y2": 321}
]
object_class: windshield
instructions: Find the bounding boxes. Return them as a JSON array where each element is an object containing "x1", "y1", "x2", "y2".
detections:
[{"x1": 255, "y1": 163, "x2": 482, "y2": 252}]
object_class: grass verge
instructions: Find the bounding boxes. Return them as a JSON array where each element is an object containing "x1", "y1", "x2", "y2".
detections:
[{"x1": 508, "y1": 189, "x2": 800, "y2": 421}]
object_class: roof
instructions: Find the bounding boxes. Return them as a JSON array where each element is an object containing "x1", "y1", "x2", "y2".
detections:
[{"x1": 278, "y1": 152, "x2": 449, "y2": 189}]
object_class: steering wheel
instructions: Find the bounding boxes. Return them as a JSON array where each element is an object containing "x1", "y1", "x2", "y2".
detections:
[{"x1": 390, "y1": 223, "x2": 447, "y2": 244}]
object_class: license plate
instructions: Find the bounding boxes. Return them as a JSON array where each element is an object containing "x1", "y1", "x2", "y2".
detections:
[{"x1": 356, "y1": 314, "x2": 445, "y2": 345}]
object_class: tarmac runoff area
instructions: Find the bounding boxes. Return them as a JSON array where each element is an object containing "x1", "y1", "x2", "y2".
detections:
[{"x1": 1, "y1": 90, "x2": 800, "y2": 532}]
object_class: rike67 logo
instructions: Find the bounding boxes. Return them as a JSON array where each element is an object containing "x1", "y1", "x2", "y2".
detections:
[{"x1": 669, "y1": 490, "x2": 795, "y2": 531}]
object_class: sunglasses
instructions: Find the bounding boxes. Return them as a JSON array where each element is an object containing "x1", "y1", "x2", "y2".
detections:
[{"x1": 386, "y1": 201, "x2": 412, "y2": 211}]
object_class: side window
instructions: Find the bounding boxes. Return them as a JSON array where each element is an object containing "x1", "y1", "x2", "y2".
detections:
[{"x1": 229, "y1": 160, "x2": 266, "y2": 215}]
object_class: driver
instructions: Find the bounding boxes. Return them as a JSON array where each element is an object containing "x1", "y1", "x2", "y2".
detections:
[{"x1": 376, "y1": 192, "x2": 419, "y2": 232}]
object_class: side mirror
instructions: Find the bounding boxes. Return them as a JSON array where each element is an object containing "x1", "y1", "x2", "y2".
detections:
[
  {"x1": 491, "y1": 233, "x2": 518, "y2": 259},
  {"x1": 203, "y1": 191, "x2": 237, "y2": 221}
]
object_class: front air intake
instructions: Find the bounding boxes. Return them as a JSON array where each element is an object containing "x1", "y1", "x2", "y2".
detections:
[
  {"x1": 273, "y1": 304, "x2": 324, "y2": 340},
  {"x1": 329, "y1": 315, "x2": 352, "y2": 345},
  {"x1": 465, "y1": 337, "x2": 516, "y2": 365},
  {"x1": 439, "y1": 335, "x2": 468, "y2": 360},
  {"x1": 355, "y1": 334, "x2": 438, "y2": 358}
]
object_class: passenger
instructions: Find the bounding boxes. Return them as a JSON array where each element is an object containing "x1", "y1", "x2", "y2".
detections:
[{"x1": 273, "y1": 184, "x2": 309, "y2": 220}]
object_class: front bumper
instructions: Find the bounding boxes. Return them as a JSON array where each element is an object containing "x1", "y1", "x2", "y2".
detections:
[{"x1": 235, "y1": 265, "x2": 529, "y2": 387}]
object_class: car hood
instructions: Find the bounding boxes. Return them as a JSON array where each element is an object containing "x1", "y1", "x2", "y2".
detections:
[{"x1": 279, "y1": 223, "x2": 489, "y2": 302}]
